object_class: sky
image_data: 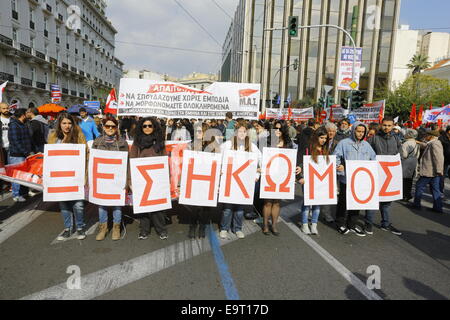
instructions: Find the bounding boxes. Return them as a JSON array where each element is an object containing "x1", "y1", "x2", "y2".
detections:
[{"x1": 106, "y1": 0, "x2": 449, "y2": 78}]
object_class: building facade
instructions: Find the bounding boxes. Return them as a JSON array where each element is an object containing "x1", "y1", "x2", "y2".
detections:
[
  {"x1": 0, "y1": 0, "x2": 122, "y2": 109},
  {"x1": 220, "y1": 0, "x2": 401, "y2": 112}
]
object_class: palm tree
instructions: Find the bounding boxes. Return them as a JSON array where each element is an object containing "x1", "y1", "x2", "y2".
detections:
[
  {"x1": 407, "y1": 54, "x2": 431, "y2": 103},
  {"x1": 83, "y1": 78, "x2": 97, "y2": 100},
  {"x1": 407, "y1": 54, "x2": 431, "y2": 74}
]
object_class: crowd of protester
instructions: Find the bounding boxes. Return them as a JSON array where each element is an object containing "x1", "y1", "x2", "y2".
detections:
[{"x1": 0, "y1": 104, "x2": 448, "y2": 242}]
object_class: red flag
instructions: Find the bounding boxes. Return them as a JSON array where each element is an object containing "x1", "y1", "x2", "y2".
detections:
[
  {"x1": 104, "y1": 88, "x2": 118, "y2": 115},
  {"x1": 416, "y1": 105, "x2": 424, "y2": 128},
  {"x1": 429, "y1": 103, "x2": 432, "y2": 110},
  {"x1": 410, "y1": 104, "x2": 417, "y2": 124}
]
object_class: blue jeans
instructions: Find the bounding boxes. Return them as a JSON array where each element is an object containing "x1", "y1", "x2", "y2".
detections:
[
  {"x1": 365, "y1": 202, "x2": 391, "y2": 228},
  {"x1": 59, "y1": 200, "x2": 85, "y2": 230},
  {"x1": 414, "y1": 176, "x2": 443, "y2": 212},
  {"x1": 8, "y1": 155, "x2": 27, "y2": 197},
  {"x1": 221, "y1": 204, "x2": 244, "y2": 232},
  {"x1": 98, "y1": 206, "x2": 122, "y2": 224},
  {"x1": 301, "y1": 204, "x2": 320, "y2": 224}
]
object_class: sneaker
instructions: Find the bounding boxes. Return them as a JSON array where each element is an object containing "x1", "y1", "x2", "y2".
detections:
[
  {"x1": 219, "y1": 230, "x2": 228, "y2": 239},
  {"x1": 381, "y1": 224, "x2": 402, "y2": 236},
  {"x1": 301, "y1": 223, "x2": 311, "y2": 235},
  {"x1": 364, "y1": 223, "x2": 373, "y2": 235},
  {"x1": 57, "y1": 229, "x2": 71, "y2": 241},
  {"x1": 350, "y1": 227, "x2": 366, "y2": 237},
  {"x1": 235, "y1": 231, "x2": 245, "y2": 239},
  {"x1": 337, "y1": 226, "x2": 350, "y2": 235},
  {"x1": 76, "y1": 228, "x2": 86, "y2": 240},
  {"x1": 159, "y1": 233, "x2": 168, "y2": 240},
  {"x1": 28, "y1": 190, "x2": 40, "y2": 197},
  {"x1": 13, "y1": 196, "x2": 26, "y2": 202},
  {"x1": 138, "y1": 232, "x2": 148, "y2": 240},
  {"x1": 310, "y1": 223, "x2": 318, "y2": 235}
]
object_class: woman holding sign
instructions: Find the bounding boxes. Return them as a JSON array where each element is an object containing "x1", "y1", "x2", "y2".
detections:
[
  {"x1": 129, "y1": 117, "x2": 169, "y2": 240},
  {"x1": 48, "y1": 113, "x2": 88, "y2": 241},
  {"x1": 185, "y1": 122, "x2": 220, "y2": 239},
  {"x1": 297, "y1": 127, "x2": 330, "y2": 235},
  {"x1": 92, "y1": 116, "x2": 130, "y2": 241},
  {"x1": 261, "y1": 121, "x2": 295, "y2": 236},
  {"x1": 219, "y1": 122, "x2": 261, "y2": 239}
]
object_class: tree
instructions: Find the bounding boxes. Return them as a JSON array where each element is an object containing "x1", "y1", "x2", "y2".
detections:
[
  {"x1": 377, "y1": 74, "x2": 450, "y2": 120},
  {"x1": 407, "y1": 54, "x2": 431, "y2": 74}
]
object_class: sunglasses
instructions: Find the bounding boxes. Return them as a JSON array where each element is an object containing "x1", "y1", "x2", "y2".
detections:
[
  {"x1": 142, "y1": 124, "x2": 153, "y2": 129},
  {"x1": 275, "y1": 127, "x2": 281, "y2": 131},
  {"x1": 104, "y1": 125, "x2": 117, "y2": 129}
]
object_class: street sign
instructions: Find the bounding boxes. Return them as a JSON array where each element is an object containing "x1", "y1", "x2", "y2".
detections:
[
  {"x1": 84, "y1": 101, "x2": 100, "y2": 109},
  {"x1": 338, "y1": 47, "x2": 362, "y2": 91},
  {"x1": 349, "y1": 81, "x2": 358, "y2": 90}
]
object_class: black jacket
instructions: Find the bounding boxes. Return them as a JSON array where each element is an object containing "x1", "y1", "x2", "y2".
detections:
[
  {"x1": 368, "y1": 130, "x2": 402, "y2": 156},
  {"x1": 439, "y1": 132, "x2": 450, "y2": 166}
]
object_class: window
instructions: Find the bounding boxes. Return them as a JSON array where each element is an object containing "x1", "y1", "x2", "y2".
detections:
[
  {"x1": 30, "y1": 10, "x2": 34, "y2": 22},
  {"x1": 44, "y1": 72, "x2": 48, "y2": 84},
  {"x1": 44, "y1": 18, "x2": 48, "y2": 30},
  {"x1": 13, "y1": 62, "x2": 20, "y2": 77},
  {"x1": 31, "y1": 67, "x2": 36, "y2": 81},
  {"x1": 12, "y1": 28, "x2": 18, "y2": 42},
  {"x1": 44, "y1": 44, "x2": 48, "y2": 56},
  {"x1": 30, "y1": 36, "x2": 34, "y2": 48},
  {"x1": 11, "y1": 0, "x2": 17, "y2": 11}
]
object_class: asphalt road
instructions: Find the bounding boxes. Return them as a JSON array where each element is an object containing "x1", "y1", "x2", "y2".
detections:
[{"x1": 0, "y1": 180, "x2": 449, "y2": 301}]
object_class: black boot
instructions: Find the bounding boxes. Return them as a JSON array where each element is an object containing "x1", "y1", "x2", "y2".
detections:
[
  {"x1": 188, "y1": 224, "x2": 197, "y2": 239},
  {"x1": 198, "y1": 224, "x2": 206, "y2": 238}
]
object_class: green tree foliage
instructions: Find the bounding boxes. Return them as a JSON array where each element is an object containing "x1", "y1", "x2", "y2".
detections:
[{"x1": 377, "y1": 74, "x2": 450, "y2": 120}]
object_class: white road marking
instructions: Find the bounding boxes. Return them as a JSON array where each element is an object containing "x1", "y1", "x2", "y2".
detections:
[
  {"x1": 21, "y1": 220, "x2": 260, "y2": 300},
  {"x1": 0, "y1": 201, "x2": 45, "y2": 245}
]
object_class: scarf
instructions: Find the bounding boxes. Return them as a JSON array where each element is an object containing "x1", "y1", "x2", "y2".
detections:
[
  {"x1": 104, "y1": 135, "x2": 117, "y2": 144},
  {"x1": 136, "y1": 134, "x2": 158, "y2": 150}
]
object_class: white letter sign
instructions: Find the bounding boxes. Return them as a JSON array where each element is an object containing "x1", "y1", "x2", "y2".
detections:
[
  {"x1": 88, "y1": 149, "x2": 128, "y2": 206},
  {"x1": 179, "y1": 150, "x2": 222, "y2": 207},
  {"x1": 43, "y1": 144, "x2": 86, "y2": 202},
  {"x1": 219, "y1": 150, "x2": 258, "y2": 205},
  {"x1": 260, "y1": 148, "x2": 297, "y2": 200},
  {"x1": 377, "y1": 154, "x2": 403, "y2": 202},
  {"x1": 346, "y1": 161, "x2": 379, "y2": 210},
  {"x1": 303, "y1": 155, "x2": 337, "y2": 205},
  {"x1": 130, "y1": 156, "x2": 172, "y2": 214}
]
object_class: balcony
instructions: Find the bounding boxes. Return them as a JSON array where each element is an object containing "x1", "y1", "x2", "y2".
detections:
[
  {"x1": 71, "y1": 67, "x2": 77, "y2": 73},
  {"x1": 0, "y1": 72, "x2": 14, "y2": 82},
  {"x1": 79, "y1": 92, "x2": 85, "y2": 98},
  {"x1": 28, "y1": 0, "x2": 39, "y2": 5},
  {"x1": 62, "y1": 63, "x2": 68, "y2": 70},
  {"x1": 0, "y1": 34, "x2": 13, "y2": 47},
  {"x1": 43, "y1": 3, "x2": 52, "y2": 15},
  {"x1": 30, "y1": 21, "x2": 35, "y2": 30},
  {"x1": 79, "y1": 71, "x2": 85, "y2": 77},
  {"x1": 12, "y1": 10, "x2": 19, "y2": 20},
  {"x1": 49, "y1": 57, "x2": 57, "y2": 65},
  {"x1": 36, "y1": 82, "x2": 46, "y2": 90},
  {"x1": 71, "y1": 90, "x2": 77, "y2": 96},
  {"x1": 62, "y1": 88, "x2": 68, "y2": 94},
  {"x1": 57, "y1": 14, "x2": 64, "y2": 23},
  {"x1": 21, "y1": 78, "x2": 33, "y2": 87},
  {"x1": 35, "y1": 50, "x2": 45, "y2": 60},
  {"x1": 20, "y1": 44, "x2": 32, "y2": 55}
]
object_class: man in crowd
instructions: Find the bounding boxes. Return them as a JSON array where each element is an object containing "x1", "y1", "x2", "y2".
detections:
[
  {"x1": 1, "y1": 102, "x2": 10, "y2": 165},
  {"x1": 333, "y1": 121, "x2": 376, "y2": 237},
  {"x1": 296, "y1": 119, "x2": 317, "y2": 155},
  {"x1": 367, "y1": 116, "x2": 402, "y2": 236},
  {"x1": 8, "y1": 109, "x2": 32, "y2": 202},
  {"x1": 321, "y1": 122, "x2": 339, "y2": 224},
  {"x1": 438, "y1": 126, "x2": 450, "y2": 194},
  {"x1": 225, "y1": 112, "x2": 235, "y2": 141},
  {"x1": 287, "y1": 120, "x2": 298, "y2": 140},
  {"x1": 26, "y1": 107, "x2": 49, "y2": 153},
  {"x1": 79, "y1": 107, "x2": 100, "y2": 143},
  {"x1": 413, "y1": 129, "x2": 445, "y2": 213},
  {"x1": 335, "y1": 118, "x2": 352, "y2": 142}
]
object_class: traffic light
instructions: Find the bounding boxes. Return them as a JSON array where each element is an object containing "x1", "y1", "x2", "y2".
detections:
[
  {"x1": 341, "y1": 97, "x2": 348, "y2": 109},
  {"x1": 319, "y1": 97, "x2": 326, "y2": 108},
  {"x1": 351, "y1": 90, "x2": 365, "y2": 109},
  {"x1": 326, "y1": 96, "x2": 335, "y2": 108},
  {"x1": 288, "y1": 16, "x2": 298, "y2": 37}
]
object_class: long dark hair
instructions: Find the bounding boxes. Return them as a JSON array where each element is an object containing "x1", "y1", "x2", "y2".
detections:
[
  {"x1": 134, "y1": 117, "x2": 165, "y2": 153},
  {"x1": 232, "y1": 122, "x2": 251, "y2": 152},
  {"x1": 55, "y1": 113, "x2": 82, "y2": 144},
  {"x1": 273, "y1": 121, "x2": 293, "y2": 148},
  {"x1": 310, "y1": 126, "x2": 330, "y2": 163}
]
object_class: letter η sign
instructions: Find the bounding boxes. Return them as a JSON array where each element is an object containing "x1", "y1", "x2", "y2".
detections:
[
  {"x1": 260, "y1": 148, "x2": 297, "y2": 200},
  {"x1": 88, "y1": 149, "x2": 128, "y2": 206},
  {"x1": 377, "y1": 154, "x2": 403, "y2": 202},
  {"x1": 346, "y1": 161, "x2": 379, "y2": 210},
  {"x1": 303, "y1": 155, "x2": 337, "y2": 205},
  {"x1": 179, "y1": 150, "x2": 222, "y2": 207},
  {"x1": 43, "y1": 144, "x2": 86, "y2": 202},
  {"x1": 130, "y1": 156, "x2": 172, "y2": 214},
  {"x1": 218, "y1": 150, "x2": 258, "y2": 205}
]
